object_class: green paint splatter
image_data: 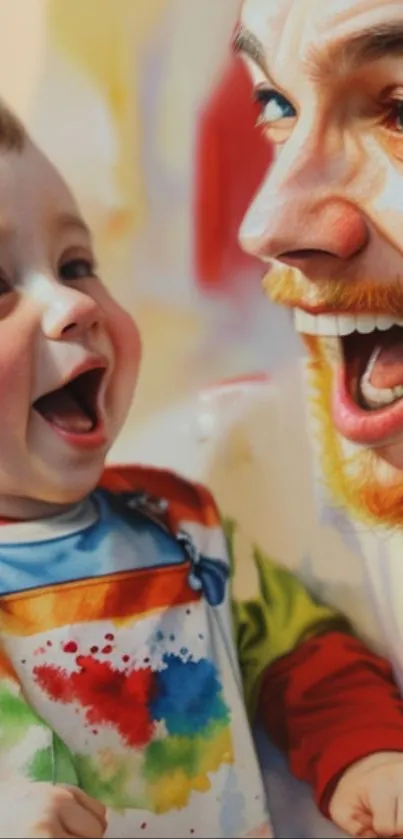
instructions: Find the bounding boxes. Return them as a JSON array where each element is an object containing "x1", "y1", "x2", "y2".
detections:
[
  {"x1": 74, "y1": 753, "x2": 149, "y2": 810},
  {"x1": 144, "y1": 720, "x2": 228, "y2": 784},
  {"x1": 0, "y1": 685, "x2": 47, "y2": 751},
  {"x1": 28, "y1": 736, "x2": 78, "y2": 785}
]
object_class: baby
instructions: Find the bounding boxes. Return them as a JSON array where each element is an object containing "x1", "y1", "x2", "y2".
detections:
[{"x1": 0, "y1": 104, "x2": 403, "y2": 839}]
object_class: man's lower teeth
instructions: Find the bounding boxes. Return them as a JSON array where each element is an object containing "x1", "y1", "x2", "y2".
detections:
[
  {"x1": 360, "y1": 379, "x2": 403, "y2": 409},
  {"x1": 359, "y1": 344, "x2": 403, "y2": 408}
]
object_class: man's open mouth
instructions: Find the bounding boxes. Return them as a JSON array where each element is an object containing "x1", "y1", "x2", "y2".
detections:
[
  {"x1": 33, "y1": 367, "x2": 106, "y2": 436},
  {"x1": 294, "y1": 310, "x2": 403, "y2": 445}
]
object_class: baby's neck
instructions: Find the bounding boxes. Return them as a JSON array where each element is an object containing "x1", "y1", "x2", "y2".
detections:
[{"x1": 0, "y1": 494, "x2": 79, "y2": 522}]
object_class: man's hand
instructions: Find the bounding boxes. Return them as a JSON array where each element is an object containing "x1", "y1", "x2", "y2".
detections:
[
  {"x1": 0, "y1": 781, "x2": 107, "y2": 838},
  {"x1": 329, "y1": 752, "x2": 403, "y2": 837}
]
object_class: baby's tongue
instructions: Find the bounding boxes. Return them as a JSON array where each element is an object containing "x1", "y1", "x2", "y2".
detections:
[
  {"x1": 370, "y1": 340, "x2": 403, "y2": 389},
  {"x1": 36, "y1": 388, "x2": 93, "y2": 432}
]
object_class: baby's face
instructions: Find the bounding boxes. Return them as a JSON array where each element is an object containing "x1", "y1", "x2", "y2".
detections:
[{"x1": 0, "y1": 141, "x2": 140, "y2": 516}]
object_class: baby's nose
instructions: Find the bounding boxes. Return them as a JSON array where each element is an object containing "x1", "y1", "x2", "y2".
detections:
[{"x1": 41, "y1": 285, "x2": 102, "y2": 340}]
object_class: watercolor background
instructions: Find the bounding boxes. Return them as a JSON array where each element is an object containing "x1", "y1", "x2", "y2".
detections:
[{"x1": 0, "y1": 2, "x2": 384, "y2": 835}]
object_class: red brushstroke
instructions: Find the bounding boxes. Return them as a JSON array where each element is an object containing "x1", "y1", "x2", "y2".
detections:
[
  {"x1": 34, "y1": 657, "x2": 155, "y2": 747},
  {"x1": 63, "y1": 641, "x2": 78, "y2": 654},
  {"x1": 194, "y1": 55, "x2": 272, "y2": 295}
]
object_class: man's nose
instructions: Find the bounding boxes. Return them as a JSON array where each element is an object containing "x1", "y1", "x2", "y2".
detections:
[
  {"x1": 39, "y1": 281, "x2": 102, "y2": 341},
  {"x1": 239, "y1": 131, "x2": 368, "y2": 274}
]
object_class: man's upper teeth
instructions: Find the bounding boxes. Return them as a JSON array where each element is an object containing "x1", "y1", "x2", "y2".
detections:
[{"x1": 294, "y1": 311, "x2": 403, "y2": 337}]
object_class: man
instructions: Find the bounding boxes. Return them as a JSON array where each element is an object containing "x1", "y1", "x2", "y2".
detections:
[{"x1": 236, "y1": 0, "x2": 403, "y2": 529}]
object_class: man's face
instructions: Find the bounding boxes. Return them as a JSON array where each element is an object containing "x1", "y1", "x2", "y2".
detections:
[
  {"x1": 238, "y1": 0, "x2": 403, "y2": 526},
  {"x1": 0, "y1": 141, "x2": 140, "y2": 517}
]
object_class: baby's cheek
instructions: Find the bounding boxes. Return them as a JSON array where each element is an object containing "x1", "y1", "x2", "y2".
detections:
[
  {"x1": 0, "y1": 343, "x2": 29, "y2": 400},
  {"x1": 108, "y1": 300, "x2": 142, "y2": 379}
]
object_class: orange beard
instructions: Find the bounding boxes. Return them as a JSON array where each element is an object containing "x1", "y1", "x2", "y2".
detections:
[
  {"x1": 262, "y1": 267, "x2": 403, "y2": 528},
  {"x1": 264, "y1": 267, "x2": 403, "y2": 315}
]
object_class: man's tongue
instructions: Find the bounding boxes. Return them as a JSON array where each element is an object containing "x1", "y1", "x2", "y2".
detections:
[{"x1": 36, "y1": 388, "x2": 93, "y2": 433}]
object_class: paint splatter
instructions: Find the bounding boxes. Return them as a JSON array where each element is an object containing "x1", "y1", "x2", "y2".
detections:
[
  {"x1": 151, "y1": 654, "x2": 230, "y2": 736},
  {"x1": 63, "y1": 641, "x2": 78, "y2": 654},
  {"x1": 105, "y1": 633, "x2": 114, "y2": 641},
  {"x1": 90, "y1": 646, "x2": 99, "y2": 654},
  {"x1": 33, "y1": 652, "x2": 233, "y2": 815},
  {"x1": 102, "y1": 645, "x2": 113, "y2": 655},
  {"x1": 122, "y1": 655, "x2": 130, "y2": 663},
  {"x1": 34, "y1": 658, "x2": 155, "y2": 747}
]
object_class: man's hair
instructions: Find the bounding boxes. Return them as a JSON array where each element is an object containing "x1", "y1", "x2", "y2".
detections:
[{"x1": 0, "y1": 100, "x2": 26, "y2": 152}]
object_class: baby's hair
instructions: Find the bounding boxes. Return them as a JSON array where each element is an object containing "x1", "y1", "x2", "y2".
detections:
[{"x1": 0, "y1": 100, "x2": 25, "y2": 152}]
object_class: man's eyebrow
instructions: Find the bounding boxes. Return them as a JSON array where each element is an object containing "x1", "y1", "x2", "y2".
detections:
[
  {"x1": 346, "y1": 21, "x2": 403, "y2": 62},
  {"x1": 233, "y1": 25, "x2": 272, "y2": 80}
]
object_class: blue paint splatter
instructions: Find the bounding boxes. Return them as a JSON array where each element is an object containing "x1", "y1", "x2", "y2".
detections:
[
  {"x1": 150, "y1": 654, "x2": 230, "y2": 736},
  {"x1": 155, "y1": 630, "x2": 164, "y2": 642}
]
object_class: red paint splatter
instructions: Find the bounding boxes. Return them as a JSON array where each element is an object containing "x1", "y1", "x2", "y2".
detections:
[
  {"x1": 92, "y1": 729, "x2": 98, "y2": 735},
  {"x1": 76, "y1": 656, "x2": 86, "y2": 668},
  {"x1": 46, "y1": 641, "x2": 52, "y2": 647},
  {"x1": 122, "y1": 655, "x2": 130, "y2": 663},
  {"x1": 63, "y1": 641, "x2": 78, "y2": 654},
  {"x1": 34, "y1": 658, "x2": 155, "y2": 748},
  {"x1": 102, "y1": 645, "x2": 113, "y2": 655},
  {"x1": 105, "y1": 633, "x2": 114, "y2": 641},
  {"x1": 141, "y1": 824, "x2": 147, "y2": 830},
  {"x1": 90, "y1": 646, "x2": 99, "y2": 654}
]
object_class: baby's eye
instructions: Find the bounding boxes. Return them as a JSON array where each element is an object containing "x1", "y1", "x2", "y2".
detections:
[{"x1": 59, "y1": 259, "x2": 97, "y2": 282}]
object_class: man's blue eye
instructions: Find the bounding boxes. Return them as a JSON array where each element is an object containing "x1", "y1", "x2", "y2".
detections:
[{"x1": 254, "y1": 89, "x2": 296, "y2": 123}]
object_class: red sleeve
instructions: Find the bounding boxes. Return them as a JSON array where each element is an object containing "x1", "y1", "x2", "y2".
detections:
[{"x1": 257, "y1": 630, "x2": 403, "y2": 816}]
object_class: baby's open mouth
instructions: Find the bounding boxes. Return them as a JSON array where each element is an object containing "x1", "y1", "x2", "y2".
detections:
[
  {"x1": 33, "y1": 368, "x2": 105, "y2": 435},
  {"x1": 294, "y1": 310, "x2": 403, "y2": 444}
]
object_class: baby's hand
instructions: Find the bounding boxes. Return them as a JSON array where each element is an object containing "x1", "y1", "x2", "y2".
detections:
[
  {"x1": 329, "y1": 752, "x2": 403, "y2": 837},
  {"x1": 0, "y1": 781, "x2": 107, "y2": 838}
]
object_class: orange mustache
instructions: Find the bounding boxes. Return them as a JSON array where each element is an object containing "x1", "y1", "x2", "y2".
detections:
[{"x1": 263, "y1": 267, "x2": 403, "y2": 316}]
